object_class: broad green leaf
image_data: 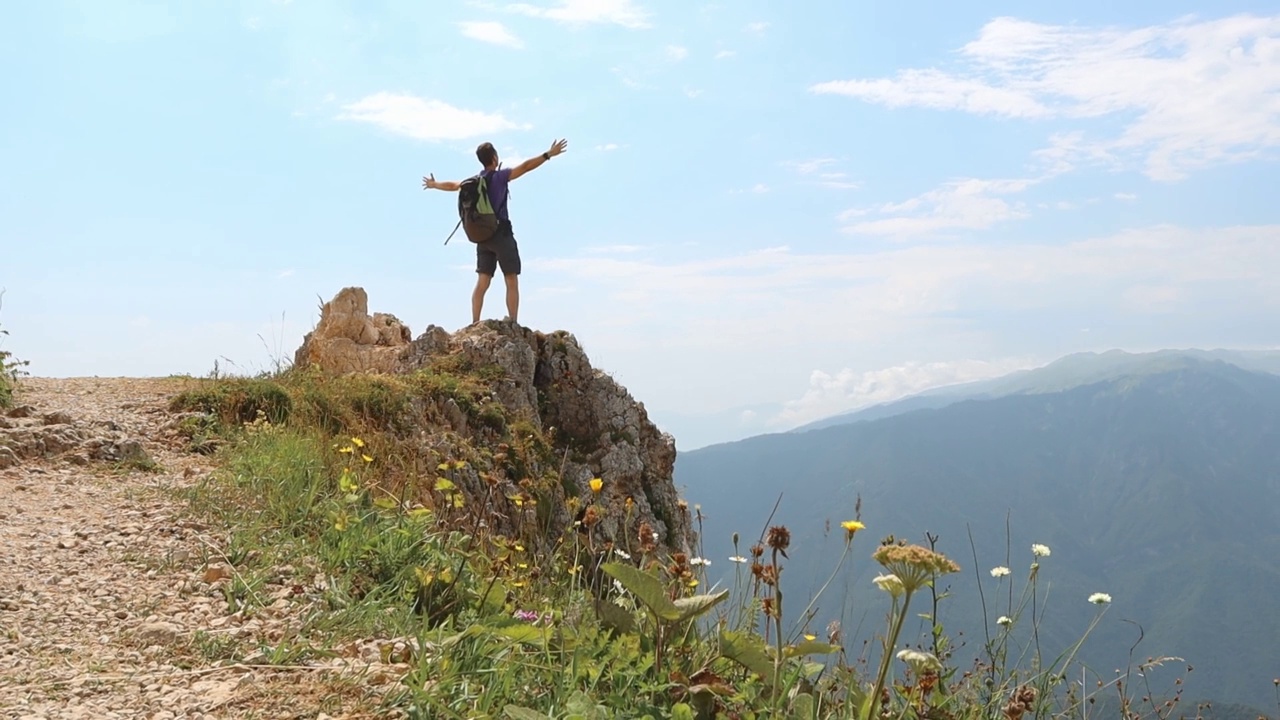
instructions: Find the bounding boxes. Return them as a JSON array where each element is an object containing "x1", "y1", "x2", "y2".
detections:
[
  {"x1": 435, "y1": 477, "x2": 456, "y2": 492},
  {"x1": 719, "y1": 630, "x2": 775, "y2": 683},
  {"x1": 789, "y1": 693, "x2": 815, "y2": 720},
  {"x1": 490, "y1": 623, "x2": 551, "y2": 647},
  {"x1": 601, "y1": 562, "x2": 680, "y2": 621},
  {"x1": 672, "y1": 590, "x2": 729, "y2": 622},
  {"x1": 784, "y1": 640, "x2": 840, "y2": 658},
  {"x1": 504, "y1": 706, "x2": 552, "y2": 720},
  {"x1": 594, "y1": 598, "x2": 637, "y2": 635},
  {"x1": 372, "y1": 496, "x2": 397, "y2": 510},
  {"x1": 671, "y1": 703, "x2": 695, "y2": 720}
]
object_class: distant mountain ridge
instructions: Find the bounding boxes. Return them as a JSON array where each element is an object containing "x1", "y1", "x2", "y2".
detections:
[
  {"x1": 675, "y1": 350, "x2": 1280, "y2": 710},
  {"x1": 794, "y1": 348, "x2": 1280, "y2": 433}
]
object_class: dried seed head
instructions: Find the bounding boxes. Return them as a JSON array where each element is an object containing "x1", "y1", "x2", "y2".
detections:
[{"x1": 766, "y1": 526, "x2": 791, "y2": 552}]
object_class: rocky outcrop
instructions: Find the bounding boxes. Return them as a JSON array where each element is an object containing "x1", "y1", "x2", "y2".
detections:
[
  {"x1": 0, "y1": 404, "x2": 155, "y2": 469},
  {"x1": 293, "y1": 287, "x2": 413, "y2": 374},
  {"x1": 293, "y1": 287, "x2": 694, "y2": 554}
]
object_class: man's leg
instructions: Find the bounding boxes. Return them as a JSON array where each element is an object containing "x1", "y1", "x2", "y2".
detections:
[
  {"x1": 503, "y1": 273, "x2": 520, "y2": 324},
  {"x1": 472, "y1": 273, "x2": 492, "y2": 324}
]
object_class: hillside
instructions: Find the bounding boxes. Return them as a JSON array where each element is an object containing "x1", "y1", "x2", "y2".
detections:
[
  {"x1": 795, "y1": 348, "x2": 1280, "y2": 433},
  {"x1": 676, "y1": 356, "x2": 1280, "y2": 710}
]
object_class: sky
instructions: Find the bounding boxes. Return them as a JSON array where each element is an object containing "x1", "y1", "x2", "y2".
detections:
[{"x1": 3, "y1": 0, "x2": 1279, "y2": 450}]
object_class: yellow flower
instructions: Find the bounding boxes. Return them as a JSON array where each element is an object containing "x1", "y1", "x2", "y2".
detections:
[
  {"x1": 512, "y1": 581, "x2": 525, "y2": 588},
  {"x1": 841, "y1": 520, "x2": 865, "y2": 542},
  {"x1": 338, "y1": 446, "x2": 354, "y2": 454},
  {"x1": 351, "y1": 437, "x2": 365, "y2": 448},
  {"x1": 361, "y1": 454, "x2": 373, "y2": 463},
  {"x1": 804, "y1": 634, "x2": 816, "y2": 641},
  {"x1": 334, "y1": 512, "x2": 350, "y2": 532},
  {"x1": 517, "y1": 563, "x2": 528, "y2": 570},
  {"x1": 686, "y1": 578, "x2": 699, "y2": 588},
  {"x1": 452, "y1": 460, "x2": 467, "y2": 470},
  {"x1": 437, "y1": 462, "x2": 450, "y2": 471},
  {"x1": 589, "y1": 477, "x2": 603, "y2": 493},
  {"x1": 514, "y1": 544, "x2": 525, "y2": 552}
]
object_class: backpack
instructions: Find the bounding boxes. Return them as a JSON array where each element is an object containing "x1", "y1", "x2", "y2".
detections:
[{"x1": 445, "y1": 171, "x2": 507, "y2": 245}]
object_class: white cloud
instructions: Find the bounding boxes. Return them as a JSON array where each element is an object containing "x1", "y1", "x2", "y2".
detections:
[
  {"x1": 715, "y1": 50, "x2": 736, "y2": 60},
  {"x1": 665, "y1": 45, "x2": 688, "y2": 61},
  {"x1": 1115, "y1": 192, "x2": 1138, "y2": 201},
  {"x1": 277, "y1": 269, "x2": 295, "y2": 278},
  {"x1": 243, "y1": 16, "x2": 262, "y2": 31},
  {"x1": 507, "y1": 0, "x2": 651, "y2": 29},
  {"x1": 338, "y1": 93, "x2": 528, "y2": 141},
  {"x1": 843, "y1": 177, "x2": 1036, "y2": 237},
  {"x1": 811, "y1": 14, "x2": 1280, "y2": 180},
  {"x1": 773, "y1": 357, "x2": 1041, "y2": 428},
  {"x1": 685, "y1": 88, "x2": 704, "y2": 99},
  {"x1": 730, "y1": 183, "x2": 769, "y2": 194},
  {"x1": 745, "y1": 21, "x2": 769, "y2": 35},
  {"x1": 786, "y1": 157, "x2": 837, "y2": 175},
  {"x1": 596, "y1": 142, "x2": 621, "y2": 151},
  {"x1": 458, "y1": 21, "x2": 524, "y2": 48}
]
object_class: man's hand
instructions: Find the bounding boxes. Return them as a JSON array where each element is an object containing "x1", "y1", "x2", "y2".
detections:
[
  {"x1": 422, "y1": 173, "x2": 437, "y2": 190},
  {"x1": 547, "y1": 139, "x2": 568, "y2": 158}
]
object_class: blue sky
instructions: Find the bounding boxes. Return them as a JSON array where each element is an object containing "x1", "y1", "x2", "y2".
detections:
[{"x1": 3, "y1": 0, "x2": 1279, "y2": 449}]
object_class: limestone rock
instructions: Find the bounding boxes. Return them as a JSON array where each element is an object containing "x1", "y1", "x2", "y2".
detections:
[{"x1": 293, "y1": 286, "x2": 413, "y2": 374}]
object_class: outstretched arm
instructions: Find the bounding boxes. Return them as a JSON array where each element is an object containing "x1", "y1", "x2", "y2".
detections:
[
  {"x1": 509, "y1": 138, "x2": 568, "y2": 181},
  {"x1": 422, "y1": 173, "x2": 460, "y2": 192}
]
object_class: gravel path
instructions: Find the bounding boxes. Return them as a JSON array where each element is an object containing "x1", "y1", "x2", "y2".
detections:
[{"x1": 0, "y1": 378, "x2": 385, "y2": 720}]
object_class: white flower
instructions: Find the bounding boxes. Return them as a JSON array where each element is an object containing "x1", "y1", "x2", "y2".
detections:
[
  {"x1": 896, "y1": 648, "x2": 942, "y2": 673},
  {"x1": 1089, "y1": 592, "x2": 1112, "y2": 605},
  {"x1": 613, "y1": 549, "x2": 631, "y2": 560},
  {"x1": 1031, "y1": 544, "x2": 1051, "y2": 558},
  {"x1": 689, "y1": 557, "x2": 711, "y2": 567},
  {"x1": 990, "y1": 566, "x2": 1011, "y2": 578},
  {"x1": 873, "y1": 573, "x2": 905, "y2": 598},
  {"x1": 997, "y1": 615, "x2": 1012, "y2": 626},
  {"x1": 613, "y1": 579, "x2": 627, "y2": 595},
  {"x1": 728, "y1": 555, "x2": 748, "y2": 564}
]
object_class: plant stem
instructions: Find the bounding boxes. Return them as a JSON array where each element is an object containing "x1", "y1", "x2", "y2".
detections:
[{"x1": 867, "y1": 588, "x2": 914, "y2": 720}]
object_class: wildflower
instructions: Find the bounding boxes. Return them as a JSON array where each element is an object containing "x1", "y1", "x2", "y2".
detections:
[
  {"x1": 896, "y1": 649, "x2": 942, "y2": 674},
  {"x1": 613, "y1": 579, "x2": 626, "y2": 595},
  {"x1": 361, "y1": 454, "x2": 373, "y2": 463},
  {"x1": 334, "y1": 511, "x2": 350, "y2": 532},
  {"x1": 804, "y1": 633, "x2": 816, "y2": 641},
  {"x1": 437, "y1": 462, "x2": 450, "y2": 471},
  {"x1": 689, "y1": 557, "x2": 710, "y2": 567},
  {"x1": 589, "y1": 477, "x2": 603, "y2": 493},
  {"x1": 997, "y1": 616, "x2": 1012, "y2": 626},
  {"x1": 1031, "y1": 544, "x2": 1051, "y2": 558},
  {"x1": 841, "y1": 520, "x2": 865, "y2": 541},
  {"x1": 686, "y1": 578, "x2": 699, "y2": 588},
  {"x1": 1089, "y1": 592, "x2": 1112, "y2": 605},
  {"x1": 991, "y1": 566, "x2": 1011, "y2": 578},
  {"x1": 729, "y1": 555, "x2": 747, "y2": 564},
  {"x1": 613, "y1": 548, "x2": 631, "y2": 560},
  {"x1": 513, "y1": 609, "x2": 539, "y2": 622},
  {"x1": 625, "y1": 496, "x2": 634, "y2": 508},
  {"x1": 873, "y1": 573, "x2": 905, "y2": 598},
  {"x1": 766, "y1": 525, "x2": 791, "y2": 553},
  {"x1": 351, "y1": 437, "x2": 365, "y2": 448},
  {"x1": 514, "y1": 544, "x2": 525, "y2": 552},
  {"x1": 452, "y1": 460, "x2": 467, "y2": 470},
  {"x1": 872, "y1": 544, "x2": 961, "y2": 594},
  {"x1": 338, "y1": 446, "x2": 354, "y2": 454}
]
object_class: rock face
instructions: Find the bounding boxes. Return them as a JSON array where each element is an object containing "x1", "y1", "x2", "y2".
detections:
[
  {"x1": 293, "y1": 287, "x2": 412, "y2": 374},
  {"x1": 0, "y1": 405, "x2": 155, "y2": 469},
  {"x1": 293, "y1": 287, "x2": 695, "y2": 554}
]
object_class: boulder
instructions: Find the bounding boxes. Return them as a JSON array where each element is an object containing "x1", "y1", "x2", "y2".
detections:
[{"x1": 293, "y1": 287, "x2": 412, "y2": 374}]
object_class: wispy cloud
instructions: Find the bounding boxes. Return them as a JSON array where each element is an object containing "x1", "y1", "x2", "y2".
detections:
[
  {"x1": 811, "y1": 14, "x2": 1280, "y2": 180},
  {"x1": 842, "y1": 177, "x2": 1036, "y2": 237},
  {"x1": 507, "y1": 0, "x2": 651, "y2": 29},
  {"x1": 596, "y1": 142, "x2": 621, "y2": 151},
  {"x1": 458, "y1": 21, "x2": 524, "y2": 48},
  {"x1": 745, "y1": 21, "x2": 769, "y2": 35},
  {"x1": 773, "y1": 357, "x2": 1041, "y2": 428},
  {"x1": 714, "y1": 49, "x2": 736, "y2": 60},
  {"x1": 786, "y1": 158, "x2": 862, "y2": 189},
  {"x1": 730, "y1": 183, "x2": 769, "y2": 194},
  {"x1": 338, "y1": 93, "x2": 528, "y2": 140},
  {"x1": 665, "y1": 44, "x2": 688, "y2": 61},
  {"x1": 1115, "y1": 192, "x2": 1138, "y2": 201}
]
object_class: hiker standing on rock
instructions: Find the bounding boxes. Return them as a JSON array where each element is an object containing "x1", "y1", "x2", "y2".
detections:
[{"x1": 423, "y1": 138, "x2": 569, "y2": 326}]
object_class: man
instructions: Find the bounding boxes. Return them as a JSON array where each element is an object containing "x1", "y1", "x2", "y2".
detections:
[{"x1": 423, "y1": 138, "x2": 569, "y2": 326}]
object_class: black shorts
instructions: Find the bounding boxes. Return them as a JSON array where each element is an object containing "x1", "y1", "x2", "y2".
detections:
[{"x1": 476, "y1": 223, "x2": 521, "y2": 276}]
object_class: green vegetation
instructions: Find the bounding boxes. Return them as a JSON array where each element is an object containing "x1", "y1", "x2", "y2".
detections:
[
  {"x1": 0, "y1": 292, "x2": 29, "y2": 408},
  {"x1": 167, "y1": 363, "x2": 1237, "y2": 720}
]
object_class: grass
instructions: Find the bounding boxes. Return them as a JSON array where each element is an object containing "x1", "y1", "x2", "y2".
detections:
[
  {"x1": 1, "y1": 293, "x2": 29, "y2": 409},
  {"x1": 168, "y1": 361, "x2": 1263, "y2": 720}
]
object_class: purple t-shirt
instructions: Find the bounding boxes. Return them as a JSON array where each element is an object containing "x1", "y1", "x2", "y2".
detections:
[{"x1": 485, "y1": 168, "x2": 512, "y2": 222}]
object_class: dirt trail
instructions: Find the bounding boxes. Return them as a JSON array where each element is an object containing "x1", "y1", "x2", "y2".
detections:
[{"x1": 0, "y1": 378, "x2": 372, "y2": 720}]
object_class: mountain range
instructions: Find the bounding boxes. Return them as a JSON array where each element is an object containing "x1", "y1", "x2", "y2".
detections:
[{"x1": 674, "y1": 349, "x2": 1280, "y2": 711}]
